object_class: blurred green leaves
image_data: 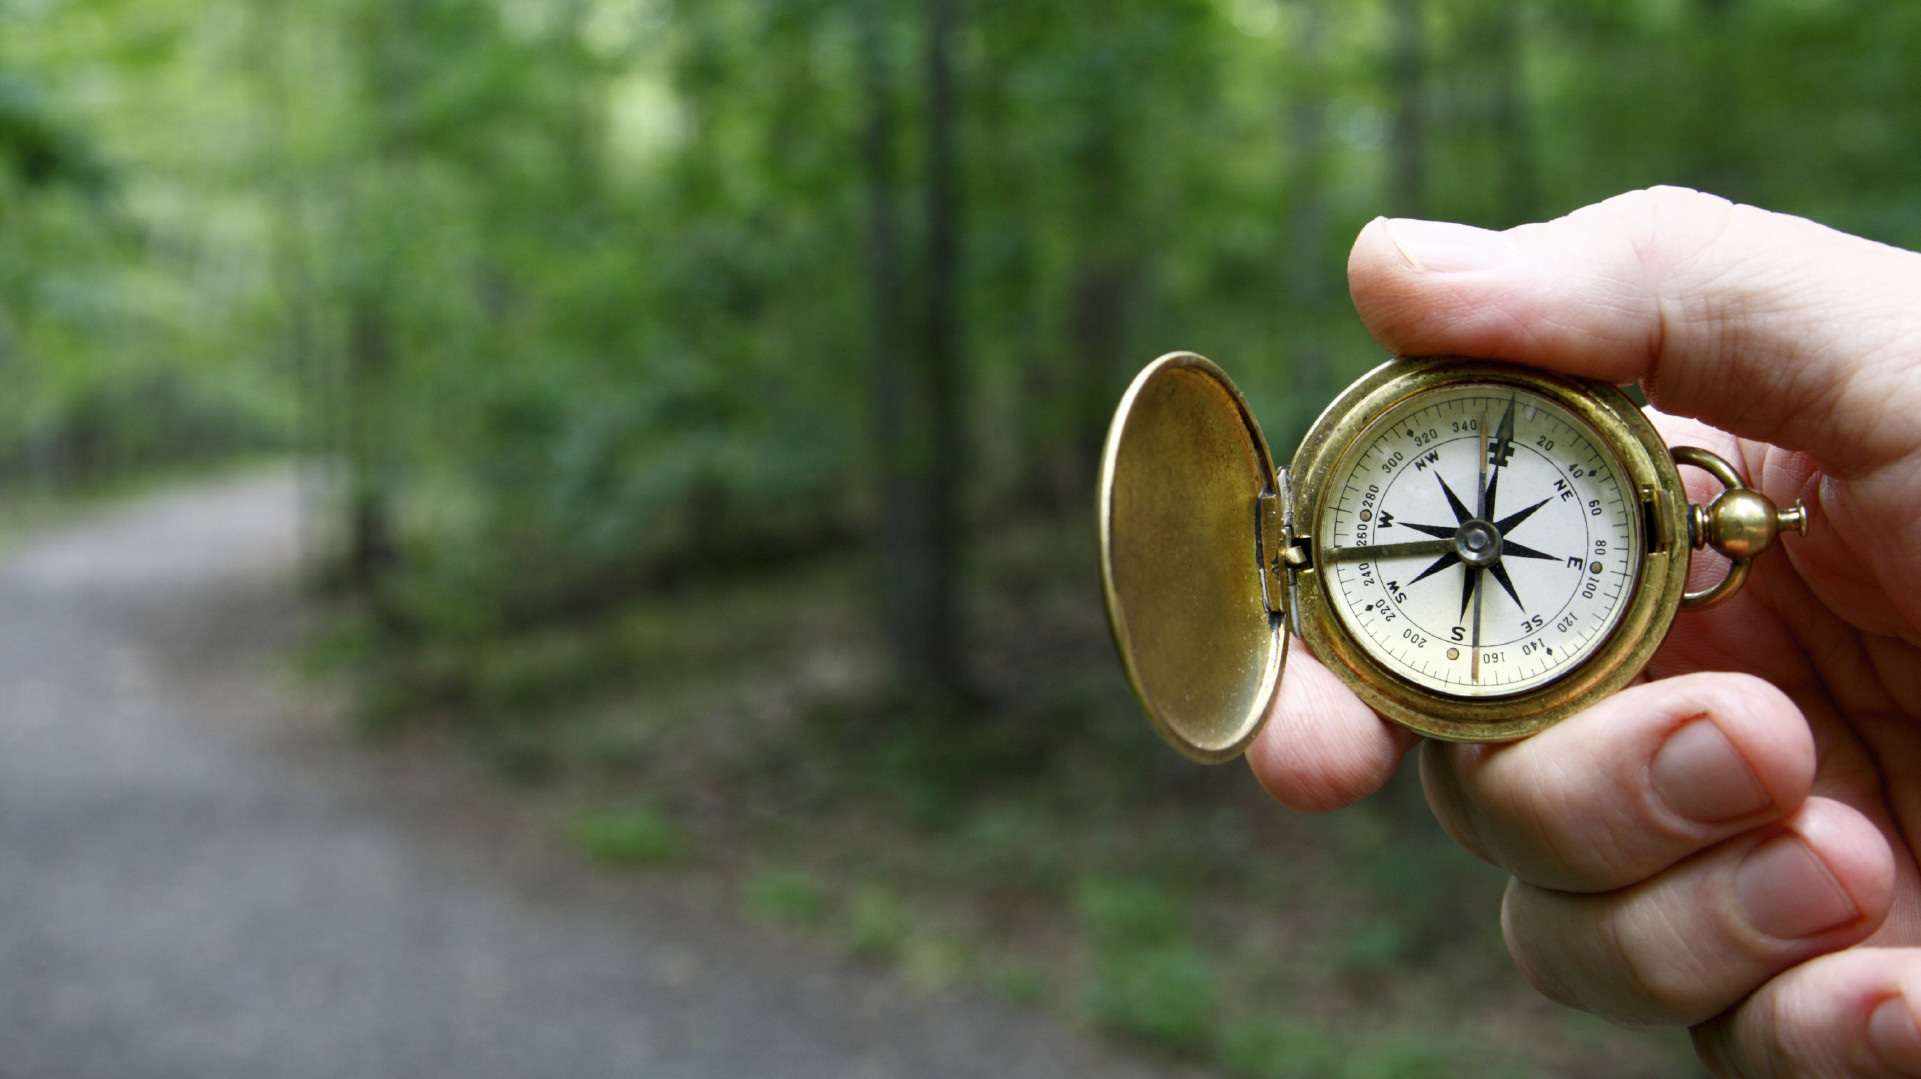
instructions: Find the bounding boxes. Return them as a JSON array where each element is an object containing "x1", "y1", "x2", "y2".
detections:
[
  {"x1": 7, "y1": 0, "x2": 1921, "y2": 648},
  {"x1": 1076, "y1": 877, "x2": 1217, "y2": 1052}
]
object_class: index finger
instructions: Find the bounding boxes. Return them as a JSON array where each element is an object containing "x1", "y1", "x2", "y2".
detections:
[
  {"x1": 1244, "y1": 644, "x2": 1417, "y2": 813},
  {"x1": 1347, "y1": 186, "x2": 1921, "y2": 475}
]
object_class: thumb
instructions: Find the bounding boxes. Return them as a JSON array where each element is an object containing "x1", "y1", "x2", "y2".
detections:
[{"x1": 1347, "y1": 186, "x2": 1921, "y2": 475}]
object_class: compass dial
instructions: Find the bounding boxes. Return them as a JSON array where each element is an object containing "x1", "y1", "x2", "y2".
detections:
[{"x1": 1316, "y1": 384, "x2": 1641, "y2": 697}]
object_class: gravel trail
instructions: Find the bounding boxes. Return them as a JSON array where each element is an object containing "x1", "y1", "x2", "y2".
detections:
[{"x1": 0, "y1": 473, "x2": 1191, "y2": 1079}]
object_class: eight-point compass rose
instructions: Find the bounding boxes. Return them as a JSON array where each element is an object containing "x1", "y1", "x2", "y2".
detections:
[{"x1": 1388, "y1": 398, "x2": 1562, "y2": 680}]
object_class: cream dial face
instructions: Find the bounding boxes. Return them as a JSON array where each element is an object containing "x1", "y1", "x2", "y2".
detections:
[{"x1": 1316, "y1": 385, "x2": 1642, "y2": 697}]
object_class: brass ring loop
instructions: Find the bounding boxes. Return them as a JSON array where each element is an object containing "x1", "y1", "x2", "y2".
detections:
[
  {"x1": 1670, "y1": 446, "x2": 1743, "y2": 491},
  {"x1": 1671, "y1": 446, "x2": 1750, "y2": 611},
  {"x1": 1681, "y1": 556, "x2": 1750, "y2": 611}
]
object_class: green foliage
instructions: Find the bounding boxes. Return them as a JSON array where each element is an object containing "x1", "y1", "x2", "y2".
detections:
[
  {"x1": 1075, "y1": 876, "x2": 1186, "y2": 946},
  {"x1": 950, "y1": 798, "x2": 1070, "y2": 892},
  {"x1": 12, "y1": 0, "x2": 1921, "y2": 633},
  {"x1": 748, "y1": 867, "x2": 832, "y2": 927},
  {"x1": 0, "y1": 2, "x2": 294, "y2": 486},
  {"x1": 845, "y1": 879, "x2": 914, "y2": 958},
  {"x1": 1074, "y1": 877, "x2": 1217, "y2": 1052},
  {"x1": 1079, "y1": 939, "x2": 1219, "y2": 1053},
  {"x1": 988, "y1": 960, "x2": 1047, "y2": 1007},
  {"x1": 1218, "y1": 1018, "x2": 1345, "y2": 1079},
  {"x1": 1220, "y1": 1018, "x2": 1512, "y2": 1079},
  {"x1": 1332, "y1": 772, "x2": 1509, "y2": 976},
  {"x1": 571, "y1": 804, "x2": 687, "y2": 865}
]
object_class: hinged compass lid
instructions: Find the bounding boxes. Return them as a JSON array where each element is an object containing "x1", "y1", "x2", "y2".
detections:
[{"x1": 1098, "y1": 352, "x2": 1289, "y2": 763}]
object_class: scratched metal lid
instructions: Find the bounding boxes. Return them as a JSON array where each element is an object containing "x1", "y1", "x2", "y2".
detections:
[{"x1": 1097, "y1": 352, "x2": 1289, "y2": 763}]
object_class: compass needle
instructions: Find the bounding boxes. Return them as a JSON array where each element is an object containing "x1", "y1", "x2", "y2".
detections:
[
  {"x1": 1324, "y1": 539, "x2": 1455, "y2": 561},
  {"x1": 1486, "y1": 395, "x2": 1517, "y2": 519},
  {"x1": 1477, "y1": 410, "x2": 1490, "y2": 517},
  {"x1": 1470, "y1": 567, "x2": 1484, "y2": 682}
]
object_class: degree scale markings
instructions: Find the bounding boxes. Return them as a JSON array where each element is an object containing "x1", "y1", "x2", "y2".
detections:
[{"x1": 1319, "y1": 387, "x2": 1640, "y2": 699}]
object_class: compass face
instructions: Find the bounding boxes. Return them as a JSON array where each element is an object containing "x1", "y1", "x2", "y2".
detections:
[{"x1": 1316, "y1": 383, "x2": 1642, "y2": 698}]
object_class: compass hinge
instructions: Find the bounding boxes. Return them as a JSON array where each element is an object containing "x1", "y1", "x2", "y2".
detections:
[
  {"x1": 1641, "y1": 485, "x2": 1676, "y2": 553},
  {"x1": 1256, "y1": 491, "x2": 1290, "y2": 614}
]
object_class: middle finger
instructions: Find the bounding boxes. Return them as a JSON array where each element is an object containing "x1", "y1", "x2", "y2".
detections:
[{"x1": 1421, "y1": 671, "x2": 1814, "y2": 892}]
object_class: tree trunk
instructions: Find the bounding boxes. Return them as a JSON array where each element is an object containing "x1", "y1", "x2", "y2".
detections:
[
  {"x1": 1489, "y1": 0, "x2": 1535, "y2": 225},
  {"x1": 1388, "y1": 0, "x2": 1426, "y2": 217},
  {"x1": 860, "y1": 2, "x2": 922, "y2": 697},
  {"x1": 916, "y1": 0, "x2": 966, "y2": 704},
  {"x1": 344, "y1": 302, "x2": 397, "y2": 602},
  {"x1": 1069, "y1": 259, "x2": 1130, "y2": 478},
  {"x1": 1283, "y1": 0, "x2": 1331, "y2": 443},
  {"x1": 860, "y1": 0, "x2": 967, "y2": 707}
]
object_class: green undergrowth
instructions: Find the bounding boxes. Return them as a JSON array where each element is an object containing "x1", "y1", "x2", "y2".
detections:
[
  {"x1": 318, "y1": 511, "x2": 1704, "y2": 1079},
  {"x1": 571, "y1": 804, "x2": 688, "y2": 865}
]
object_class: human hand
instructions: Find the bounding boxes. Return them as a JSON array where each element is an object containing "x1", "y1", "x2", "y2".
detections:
[{"x1": 1248, "y1": 186, "x2": 1921, "y2": 1077}]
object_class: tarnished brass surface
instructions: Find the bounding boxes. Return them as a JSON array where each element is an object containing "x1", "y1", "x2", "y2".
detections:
[
  {"x1": 1673, "y1": 446, "x2": 1809, "y2": 610},
  {"x1": 1099, "y1": 352, "x2": 1816, "y2": 757},
  {"x1": 1098, "y1": 353, "x2": 1287, "y2": 763},
  {"x1": 1287, "y1": 357, "x2": 1690, "y2": 742}
]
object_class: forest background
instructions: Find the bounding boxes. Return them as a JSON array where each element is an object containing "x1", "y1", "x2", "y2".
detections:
[{"x1": 4, "y1": 1, "x2": 1918, "y2": 1076}]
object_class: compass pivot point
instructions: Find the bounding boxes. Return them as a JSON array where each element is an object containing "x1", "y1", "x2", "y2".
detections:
[{"x1": 1456, "y1": 520, "x2": 1501, "y2": 567}]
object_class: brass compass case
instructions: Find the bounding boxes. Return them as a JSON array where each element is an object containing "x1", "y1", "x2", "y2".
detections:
[
  {"x1": 1100, "y1": 352, "x2": 1805, "y2": 758},
  {"x1": 1287, "y1": 358, "x2": 1688, "y2": 742}
]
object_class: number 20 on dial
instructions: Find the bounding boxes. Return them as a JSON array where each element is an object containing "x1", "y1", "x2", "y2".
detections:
[{"x1": 1099, "y1": 354, "x2": 1808, "y2": 759}]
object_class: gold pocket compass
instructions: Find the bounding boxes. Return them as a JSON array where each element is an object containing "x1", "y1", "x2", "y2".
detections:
[{"x1": 1098, "y1": 353, "x2": 1807, "y2": 759}]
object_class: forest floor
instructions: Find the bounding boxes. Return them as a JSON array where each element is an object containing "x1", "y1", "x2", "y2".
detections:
[
  {"x1": 0, "y1": 468, "x2": 1204, "y2": 1079},
  {"x1": 339, "y1": 482, "x2": 1711, "y2": 1079}
]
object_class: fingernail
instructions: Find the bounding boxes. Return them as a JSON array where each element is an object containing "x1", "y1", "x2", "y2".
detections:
[
  {"x1": 1380, "y1": 217, "x2": 1518, "y2": 273},
  {"x1": 1872, "y1": 995, "x2": 1921, "y2": 1075},
  {"x1": 1650, "y1": 718, "x2": 1772, "y2": 823},
  {"x1": 1735, "y1": 832, "x2": 1860, "y2": 940}
]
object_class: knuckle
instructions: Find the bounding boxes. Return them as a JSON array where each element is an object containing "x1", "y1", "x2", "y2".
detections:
[
  {"x1": 1418, "y1": 741, "x2": 1492, "y2": 862},
  {"x1": 1511, "y1": 758, "x2": 1635, "y2": 886},
  {"x1": 1506, "y1": 879, "x2": 1746, "y2": 1029},
  {"x1": 1601, "y1": 897, "x2": 1732, "y2": 1027},
  {"x1": 1468, "y1": 736, "x2": 1662, "y2": 890},
  {"x1": 1500, "y1": 880, "x2": 1569, "y2": 1006},
  {"x1": 1692, "y1": 984, "x2": 1818, "y2": 1079},
  {"x1": 1571, "y1": 187, "x2": 1744, "y2": 380}
]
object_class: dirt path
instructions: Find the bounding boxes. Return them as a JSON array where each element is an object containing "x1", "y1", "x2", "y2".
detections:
[{"x1": 0, "y1": 472, "x2": 1194, "y2": 1079}]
